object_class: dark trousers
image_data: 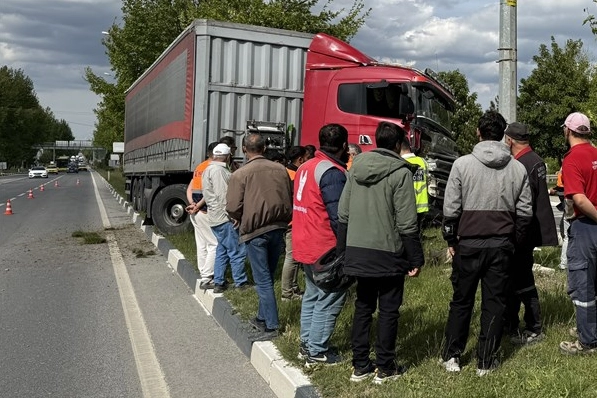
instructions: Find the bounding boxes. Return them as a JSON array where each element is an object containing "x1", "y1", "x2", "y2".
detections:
[
  {"x1": 443, "y1": 244, "x2": 513, "y2": 369},
  {"x1": 505, "y1": 245, "x2": 542, "y2": 334},
  {"x1": 351, "y1": 275, "x2": 405, "y2": 371}
]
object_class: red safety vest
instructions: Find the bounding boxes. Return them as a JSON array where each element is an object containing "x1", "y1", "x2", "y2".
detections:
[{"x1": 292, "y1": 151, "x2": 344, "y2": 264}]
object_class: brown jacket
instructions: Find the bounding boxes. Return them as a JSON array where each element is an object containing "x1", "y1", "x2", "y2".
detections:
[{"x1": 226, "y1": 156, "x2": 292, "y2": 242}]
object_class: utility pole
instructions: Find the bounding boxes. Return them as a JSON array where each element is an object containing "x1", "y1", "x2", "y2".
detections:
[{"x1": 498, "y1": 0, "x2": 517, "y2": 123}]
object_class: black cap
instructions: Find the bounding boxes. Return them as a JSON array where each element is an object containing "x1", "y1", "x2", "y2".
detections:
[{"x1": 504, "y1": 122, "x2": 529, "y2": 141}]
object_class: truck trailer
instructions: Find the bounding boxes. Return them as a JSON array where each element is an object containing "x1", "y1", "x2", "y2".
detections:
[{"x1": 124, "y1": 19, "x2": 459, "y2": 234}]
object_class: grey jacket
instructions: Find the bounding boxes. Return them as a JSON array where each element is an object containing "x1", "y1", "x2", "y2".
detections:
[
  {"x1": 202, "y1": 161, "x2": 232, "y2": 227},
  {"x1": 442, "y1": 141, "x2": 533, "y2": 246}
]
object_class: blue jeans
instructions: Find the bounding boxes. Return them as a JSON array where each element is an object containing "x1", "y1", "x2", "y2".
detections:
[
  {"x1": 246, "y1": 229, "x2": 285, "y2": 330},
  {"x1": 567, "y1": 218, "x2": 597, "y2": 347},
  {"x1": 211, "y1": 222, "x2": 248, "y2": 287},
  {"x1": 300, "y1": 264, "x2": 347, "y2": 356}
]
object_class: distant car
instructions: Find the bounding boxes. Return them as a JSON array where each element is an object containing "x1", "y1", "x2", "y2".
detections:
[
  {"x1": 67, "y1": 163, "x2": 79, "y2": 173},
  {"x1": 29, "y1": 166, "x2": 48, "y2": 178},
  {"x1": 46, "y1": 164, "x2": 58, "y2": 174}
]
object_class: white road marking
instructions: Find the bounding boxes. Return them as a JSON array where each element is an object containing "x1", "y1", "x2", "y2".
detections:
[{"x1": 90, "y1": 172, "x2": 171, "y2": 398}]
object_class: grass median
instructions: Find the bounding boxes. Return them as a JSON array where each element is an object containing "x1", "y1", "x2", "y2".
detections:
[
  {"x1": 96, "y1": 170, "x2": 594, "y2": 396},
  {"x1": 168, "y1": 226, "x2": 594, "y2": 397}
]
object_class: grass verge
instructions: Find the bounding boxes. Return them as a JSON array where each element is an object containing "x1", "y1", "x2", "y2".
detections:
[
  {"x1": 224, "y1": 228, "x2": 597, "y2": 398},
  {"x1": 98, "y1": 170, "x2": 590, "y2": 396},
  {"x1": 95, "y1": 168, "x2": 126, "y2": 199}
]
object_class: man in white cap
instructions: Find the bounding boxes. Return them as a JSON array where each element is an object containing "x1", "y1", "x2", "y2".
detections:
[
  {"x1": 202, "y1": 143, "x2": 249, "y2": 293},
  {"x1": 559, "y1": 112, "x2": 597, "y2": 355}
]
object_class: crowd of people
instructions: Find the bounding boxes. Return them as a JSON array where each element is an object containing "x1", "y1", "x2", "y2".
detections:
[{"x1": 184, "y1": 110, "x2": 597, "y2": 383}]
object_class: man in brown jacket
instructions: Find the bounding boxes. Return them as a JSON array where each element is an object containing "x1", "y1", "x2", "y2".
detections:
[{"x1": 226, "y1": 133, "x2": 293, "y2": 340}]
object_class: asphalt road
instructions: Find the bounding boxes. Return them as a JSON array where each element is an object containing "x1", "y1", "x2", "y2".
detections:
[{"x1": 0, "y1": 172, "x2": 275, "y2": 398}]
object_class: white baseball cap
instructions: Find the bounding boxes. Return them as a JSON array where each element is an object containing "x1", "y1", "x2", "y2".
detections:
[{"x1": 212, "y1": 143, "x2": 231, "y2": 155}]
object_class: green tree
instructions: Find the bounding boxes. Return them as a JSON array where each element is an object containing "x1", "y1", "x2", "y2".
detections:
[
  {"x1": 517, "y1": 37, "x2": 591, "y2": 161},
  {"x1": 438, "y1": 70, "x2": 483, "y2": 155},
  {"x1": 86, "y1": 0, "x2": 370, "y2": 150},
  {"x1": 0, "y1": 66, "x2": 73, "y2": 168}
]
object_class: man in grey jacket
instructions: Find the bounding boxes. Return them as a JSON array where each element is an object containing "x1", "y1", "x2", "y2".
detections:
[
  {"x1": 440, "y1": 111, "x2": 533, "y2": 376},
  {"x1": 202, "y1": 143, "x2": 248, "y2": 293}
]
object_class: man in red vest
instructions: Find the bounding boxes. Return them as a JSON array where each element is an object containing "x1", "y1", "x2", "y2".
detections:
[{"x1": 292, "y1": 124, "x2": 350, "y2": 367}]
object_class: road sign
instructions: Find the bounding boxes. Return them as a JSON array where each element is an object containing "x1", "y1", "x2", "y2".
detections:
[{"x1": 113, "y1": 142, "x2": 125, "y2": 153}]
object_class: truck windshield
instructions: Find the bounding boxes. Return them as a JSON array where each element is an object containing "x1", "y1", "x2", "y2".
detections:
[{"x1": 412, "y1": 86, "x2": 452, "y2": 134}]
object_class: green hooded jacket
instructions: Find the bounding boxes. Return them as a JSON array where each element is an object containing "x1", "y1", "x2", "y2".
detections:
[{"x1": 337, "y1": 148, "x2": 425, "y2": 277}]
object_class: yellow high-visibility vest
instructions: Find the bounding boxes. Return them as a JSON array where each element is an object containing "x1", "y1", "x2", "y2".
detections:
[{"x1": 404, "y1": 155, "x2": 429, "y2": 213}]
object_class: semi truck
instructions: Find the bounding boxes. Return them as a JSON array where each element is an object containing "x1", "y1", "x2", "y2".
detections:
[{"x1": 124, "y1": 19, "x2": 459, "y2": 235}]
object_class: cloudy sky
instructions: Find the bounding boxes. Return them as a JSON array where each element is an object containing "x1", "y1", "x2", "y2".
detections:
[{"x1": 1, "y1": 0, "x2": 596, "y2": 140}]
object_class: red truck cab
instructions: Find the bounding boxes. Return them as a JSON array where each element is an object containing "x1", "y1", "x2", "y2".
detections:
[{"x1": 300, "y1": 33, "x2": 459, "y2": 211}]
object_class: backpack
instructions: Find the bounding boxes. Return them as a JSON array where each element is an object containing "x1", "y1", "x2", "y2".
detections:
[{"x1": 312, "y1": 247, "x2": 354, "y2": 292}]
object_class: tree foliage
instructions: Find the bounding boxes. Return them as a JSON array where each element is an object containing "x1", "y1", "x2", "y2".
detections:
[
  {"x1": 87, "y1": 0, "x2": 370, "y2": 151},
  {"x1": 0, "y1": 66, "x2": 74, "y2": 168},
  {"x1": 438, "y1": 70, "x2": 483, "y2": 155},
  {"x1": 517, "y1": 38, "x2": 591, "y2": 161}
]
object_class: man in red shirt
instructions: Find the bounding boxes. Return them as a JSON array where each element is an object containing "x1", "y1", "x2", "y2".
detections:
[{"x1": 559, "y1": 112, "x2": 597, "y2": 355}]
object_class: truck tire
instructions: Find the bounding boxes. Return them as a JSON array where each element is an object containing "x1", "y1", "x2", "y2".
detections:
[
  {"x1": 151, "y1": 184, "x2": 191, "y2": 235},
  {"x1": 138, "y1": 178, "x2": 147, "y2": 213},
  {"x1": 131, "y1": 179, "x2": 140, "y2": 211}
]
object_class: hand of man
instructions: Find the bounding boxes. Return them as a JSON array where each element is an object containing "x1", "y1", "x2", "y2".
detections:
[
  {"x1": 185, "y1": 203, "x2": 198, "y2": 214},
  {"x1": 447, "y1": 246, "x2": 455, "y2": 257},
  {"x1": 408, "y1": 267, "x2": 421, "y2": 277}
]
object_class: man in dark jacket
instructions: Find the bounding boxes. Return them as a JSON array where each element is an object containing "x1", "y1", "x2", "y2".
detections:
[
  {"x1": 337, "y1": 122, "x2": 424, "y2": 384},
  {"x1": 441, "y1": 111, "x2": 533, "y2": 376},
  {"x1": 504, "y1": 122, "x2": 558, "y2": 345},
  {"x1": 292, "y1": 124, "x2": 349, "y2": 367}
]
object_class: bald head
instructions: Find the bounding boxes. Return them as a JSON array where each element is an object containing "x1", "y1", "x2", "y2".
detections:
[{"x1": 243, "y1": 133, "x2": 266, "y2": 156}]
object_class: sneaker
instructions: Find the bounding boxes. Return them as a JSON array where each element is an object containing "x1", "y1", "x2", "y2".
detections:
[
  {"x1": 281, "y1": 293, "x2": 303, "y2": 302},
  {"x1": 199, "y1": 279, "x2": 215, "y2": 290},
  {"x1": 213, "y1": 284, "x2": 227, "y2": 294},
  {"x1": 476, "y1": 358, "x2": 499, "y2": 377},
  {"x1": 560, "y1": 340, "x2": 597, "y2": 355},
  {"x1": 248, "y1": 317, "x2": 266, "y2": 332},
  {"x1": 297, "y1": 341, "x2": 309, "y2": 360},
  {"x1": 510, "y1": 330, "x2": 545, "y2": 345},
  {"x1": 249, "y1": 328, "x2": 278, "y2": 342},
  {"x1": 372, "y1": 365, "x2": 407, "y2": 384},
  {"x1": 305, "y1": 351, "x2": 342, "y2": 368},
  {"x1": 569, "y1": 327, "x2": 578, "y2": 338},
  {"x1": 441, "y1": 357, "x2": 461, "y2": 372},
  {"x1": 350, "y1": 362, "x2": 376, "y2": 382}
]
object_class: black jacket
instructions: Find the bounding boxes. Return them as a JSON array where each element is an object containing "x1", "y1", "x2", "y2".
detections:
[{"x1": 516, "y1": 149, "x2": 558, "y2": 247}]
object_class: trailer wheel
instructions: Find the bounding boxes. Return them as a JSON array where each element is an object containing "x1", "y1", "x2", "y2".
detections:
[
  {"x1": 138, "y1": 179, "x2": 147, "y2": 213},
  {"x1": 151, "y1": 184, "x2": 191, "y2": 235},
  {"x1": 131, "y1": 179, "x2": 141, "y2": 211}
]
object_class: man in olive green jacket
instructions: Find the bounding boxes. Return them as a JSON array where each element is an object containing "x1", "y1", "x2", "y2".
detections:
[{"x1": 337, "y1": 121, "x2": 424, "y2": 384}]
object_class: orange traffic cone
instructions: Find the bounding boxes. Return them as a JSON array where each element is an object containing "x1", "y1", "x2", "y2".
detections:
[
  {"x1": 27, "y1": 189, "x2": 34, "y2": 199},
  {"x1": 4, "y1": 199, "x2": 13, "y2": 215},
  {"x1": 40, "y1": 184, "x2": 45, "y2": 192},
  {"x1": 54, "y1": 180, "x2": 59, "y2": 188}
]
